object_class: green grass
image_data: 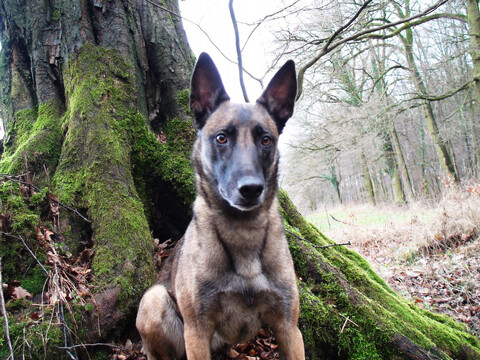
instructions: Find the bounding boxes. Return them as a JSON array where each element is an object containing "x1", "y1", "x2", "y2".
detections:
[{"x1": 307, "y1": 204, "x2": 436, "y2": 234}]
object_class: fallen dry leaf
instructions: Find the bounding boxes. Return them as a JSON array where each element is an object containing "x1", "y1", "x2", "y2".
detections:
[{"x1": 12, "y1": 286, "x2": 32, "y2": 299}]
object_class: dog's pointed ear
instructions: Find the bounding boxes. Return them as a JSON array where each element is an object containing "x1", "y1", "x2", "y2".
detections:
[
  {"x1": 256, "y1": 60, "x2": 297, "y2": 133},
  {"x1": 190, "y1": 53, "x2": 230, "y2": 129}
]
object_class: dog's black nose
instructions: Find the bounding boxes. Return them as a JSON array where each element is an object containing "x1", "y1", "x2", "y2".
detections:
[{"x1": 238, "y1": 178, "x2": 264, "y2": 200}]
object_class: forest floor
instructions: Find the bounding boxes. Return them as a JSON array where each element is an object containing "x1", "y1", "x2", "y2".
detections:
[{"x1": 307, "y1": 182, "x2": 480, "y2": 339}]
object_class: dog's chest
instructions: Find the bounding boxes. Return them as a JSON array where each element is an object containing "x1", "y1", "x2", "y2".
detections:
[{"x1": 209, "y1": 272, "x2": 284, "y2": 345}]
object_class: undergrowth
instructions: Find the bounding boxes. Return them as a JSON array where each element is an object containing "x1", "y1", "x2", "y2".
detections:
[{"x1": 308, "y1": 181, "x2": 480, "y2": 338}]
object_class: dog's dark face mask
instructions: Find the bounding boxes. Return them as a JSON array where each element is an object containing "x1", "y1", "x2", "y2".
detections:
[{"x1": 189, "y1": 53, "x2": 297, "y2": 212}]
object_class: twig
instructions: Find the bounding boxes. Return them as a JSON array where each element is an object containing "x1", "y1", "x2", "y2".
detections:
[
  {"x1": 1, "y1": 233, "x2": 49, "y2": 276},
  {"x1": 54, "y1": 262, "x2": 79, "y2": 360},
  {"x1": 58, "y1": 343, "x2": 120, "y2": 350},
  {"x1": 285, "y1": 228, "x2": 308, "y2": 242},
  {"x1": 314, "y1": 242, "x2": 351, "y2": 249},
  {"x1": 0, "y1": 257, "x2": 15, "y2": 360},
  {"x1": 330, "y1": 215, "x2": 355, "y2": 226},
  {"x1": 284, "y1": 228, "x2": 350, "y2": 249},
  {"x1": 49, "y1": 198, "x2": 91, "y2": 224},
  {"x1": 339, "y1": 313, "x2": 359, "y2": 333},
  {"x1": 229, "y1": 0, "x2": 249, "y2": 102},
  {"x1": 0, "y1": 174, "x2": 41, "y2": 192},
  {"x1": 0, "y1": 174, "x2": 91, "y2": 223},
  {"x1": 144, "y1": 0, "x2": 264, "y2": 88}
]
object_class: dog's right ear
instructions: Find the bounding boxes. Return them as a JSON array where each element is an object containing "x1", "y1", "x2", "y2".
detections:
[{"x1": 190, "y1": 53, "x2": 230, "y2": 129}]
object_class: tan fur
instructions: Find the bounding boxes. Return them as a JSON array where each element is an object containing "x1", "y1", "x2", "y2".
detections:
[{"x1": 136, "y1": 53, "x2": 304, "y2": 360}]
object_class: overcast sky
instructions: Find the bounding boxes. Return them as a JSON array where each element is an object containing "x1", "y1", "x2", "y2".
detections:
[{"x1": 179, "y1": 0, "x2": 293, "y2": 102}]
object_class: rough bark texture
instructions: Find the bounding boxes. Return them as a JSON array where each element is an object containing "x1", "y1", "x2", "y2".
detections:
[
  {"x1": 390, "y1": 126, "x2": 414, "y2": 201},
  {"x1": 360, "y1": 151, "x2": 376, "y2": 205},
  {"x1": 0, "y1": 0, "x2": 195, "y2": 349},
  {"x1": 1, "y1": 0, "x2": 480, "y2": 359}
]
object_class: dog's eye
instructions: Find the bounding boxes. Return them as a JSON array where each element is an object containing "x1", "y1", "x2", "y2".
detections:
[
  {"x1": 261, "y1": 135, "x2": 272, "y2": 146},
  {"x1": 216, "y1": 134, "x2": 227, "y2": 144}
]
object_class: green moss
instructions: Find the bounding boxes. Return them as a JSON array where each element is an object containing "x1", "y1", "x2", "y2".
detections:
[
  {"x1": 125, "y1": 112, "x2": 195, "y2": 208},
  {"x1": 52, "y1": 9, "x2": 61, "y2": 21},
  {"x1": 0, "y1": 182, "x2": 48, "y2": 284},
  {"x1": 0, "y1": 313, "x2": 64, "y2": 359},
  {"x1": 177, "y1": 88, "x2": 192, "y2": 115},
  {"x1": 21, "y1": 265, "x2": 47, "y2": 294},
  {"x1": 0, "y1": 100, "x2": 64, "y2": 186},
  {"x1": 53, "y1": 44, "x2": 157, "y2": 313},
  {"x1": 280, "y1": 189, "x2": 480, "y2": 359}
]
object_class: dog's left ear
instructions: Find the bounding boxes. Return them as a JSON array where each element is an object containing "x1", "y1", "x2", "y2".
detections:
[
  {"x1": 190, "y1": 52, "x2": 230, "y2": 129},
  {"x1": 256, "y1": 60, "x2": 297, "y2": 133}
]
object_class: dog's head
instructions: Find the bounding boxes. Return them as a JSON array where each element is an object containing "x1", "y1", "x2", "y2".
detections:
[{"x1": 190, "y1": 53, "x2": 296, "y2": 212}]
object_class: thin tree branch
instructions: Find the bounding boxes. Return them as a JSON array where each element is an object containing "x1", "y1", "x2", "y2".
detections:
[
  {"x1": 357, "y1": 13, "x2": 467, "y2": 42},
  {"x1": 49, "y1": 198, "x2": 91, "y2": 224},
  {"x1": 412, "y1": 80, "x2": 472, "y2": 101},
  {"x1": 2, "y1": 233, "x2": 49, "y2": 276},
  {"x1": 229, "y1": 0, "x2": 249, "y2": 102},
  {"x1": 58, "y1": 343, "x2": 121, "y2": 350},
  {"x1": 241, "y1": 0, "x2": 303, "y2": 52},
  {"x1": 0, "y1": 257, "x2": 15, "y2": 360},
  {"x1": 296, "y1": 0, "x2": 450, "y2": 100},
  {"x1": 145, "y1": 0, "x2": 263, "y2": 88},
  {"x1": 314, "y1": 242, "x2": 352, "y2": 249},
  {"x1": 0, "y1": 174, "x2": 91, "y2": 223},
  {"x1": 54, "y1": 261, "x2": 79, "y2": 360},
  {"x1": 285, "y1": 228, "x2": 351, "y2": 248}
]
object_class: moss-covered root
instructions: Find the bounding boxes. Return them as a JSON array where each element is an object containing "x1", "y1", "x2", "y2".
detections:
[
  {"x1": 278, "y1": 189, "x2": 480, "y2": 360},
  {"x1": 0, "y1": 100, "x2": 64, "y2": 186},
  {"x1": 53, "y1": 44, "x2": 156, "y2": 337}
]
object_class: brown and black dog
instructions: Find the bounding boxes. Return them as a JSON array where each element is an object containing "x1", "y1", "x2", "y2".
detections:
[{"x1": 136, "y1": 53, "x2": 305, "y2": 360}]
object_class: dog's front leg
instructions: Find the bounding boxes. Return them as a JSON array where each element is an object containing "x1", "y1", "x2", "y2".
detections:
[
  {"x1": 184, "y1": 322, "x2": 214, "y2": 360},
  {"x1": 273, "y1": 324, "x2": 305, "y2": 360}
]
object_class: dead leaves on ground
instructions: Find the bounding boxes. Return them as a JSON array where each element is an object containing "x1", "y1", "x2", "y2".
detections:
[
  {"x1": 1, "y1": 175, "x2": 95, "y2": 353},
  {"x1": 228, "y1": 328, "x2": 280, "y2": 360},
  {"x1": 385, "y1": 246, "x2": 480, "y2": 336},
  {"x1": 349, "y1": 223, "x2": 480, "y2": 337},
  {"x1": 108, "y1": 329, "x2": 280, "y2": 360}
]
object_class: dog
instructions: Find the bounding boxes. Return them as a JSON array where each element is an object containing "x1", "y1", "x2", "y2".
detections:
[{"x1": 136, "y1": 52, "x2": 305, "y2": 360}]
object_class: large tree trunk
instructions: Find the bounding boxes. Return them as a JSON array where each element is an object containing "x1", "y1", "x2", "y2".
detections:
[{"x1": 1, "y1": 1, "x2": 480, "y2": 359}]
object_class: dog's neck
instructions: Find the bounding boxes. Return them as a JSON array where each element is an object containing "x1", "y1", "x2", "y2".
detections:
[{"x1": 193, "y1": 190, "x2": 281, "y2": 279}]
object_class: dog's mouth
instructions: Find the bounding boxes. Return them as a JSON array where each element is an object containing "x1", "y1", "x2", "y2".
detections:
[
  {"x1": 231, "y1": 201, "x2": 262, "y2": 212},
  {"x1": 219, "y1": 187, "x2": 264, "y2": 212}
]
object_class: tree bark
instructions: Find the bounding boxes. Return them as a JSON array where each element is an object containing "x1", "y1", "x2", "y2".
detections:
[
  {"x1": 369, "y1": 41, "x2": 410, "y2": 204},
  {"x1": 1, "y1": 0, "x2": 480, "y2": 359},
  {"x1": 467, "y1": 0, "x2": 480, "y2": 103},
  {"x1": 390, "y1": 126, "x2": 415, "y2": 201},
  {"x1": 360, "y1": 152, "x2": 376, "y2": 205}
]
